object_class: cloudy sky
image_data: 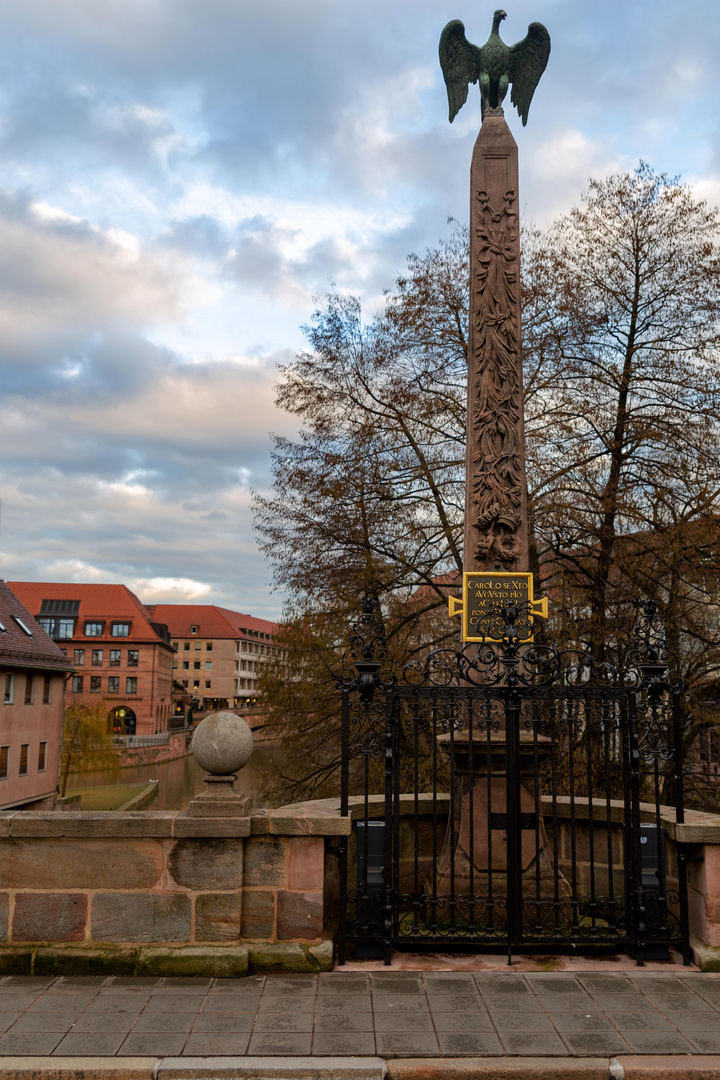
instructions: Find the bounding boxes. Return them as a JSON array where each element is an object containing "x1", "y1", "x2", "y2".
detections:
[{"x1": 0, "y1": 0, "x2": 718, "y2": 619}]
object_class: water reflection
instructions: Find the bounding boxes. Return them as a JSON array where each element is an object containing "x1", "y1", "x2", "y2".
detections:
[{"x1": 66, "y1": 742, "x2": 287, "y2": 812}]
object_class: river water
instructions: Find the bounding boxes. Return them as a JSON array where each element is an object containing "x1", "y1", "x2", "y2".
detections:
[{"x1": 66, "y1": 741, "x2": 288, "y2": 812}]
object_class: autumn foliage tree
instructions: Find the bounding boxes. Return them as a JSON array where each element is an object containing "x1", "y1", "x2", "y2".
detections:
[{"x1": 254, "y1": 165, "x2": 720, "y2": 803}]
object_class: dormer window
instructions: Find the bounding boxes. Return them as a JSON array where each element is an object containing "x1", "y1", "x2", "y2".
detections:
[{"x1": 190, "y1": 625, "x2": 198, "y2": 634}]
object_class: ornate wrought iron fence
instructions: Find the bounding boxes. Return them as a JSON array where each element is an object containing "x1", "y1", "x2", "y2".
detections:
[{"x1": 336, "y1": 599, "x2": 691, "y2": 966}]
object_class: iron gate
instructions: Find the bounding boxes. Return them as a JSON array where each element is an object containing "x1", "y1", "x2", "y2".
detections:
[{"x1": 337, "y1": 600, "x2": 691, "y2": 965}]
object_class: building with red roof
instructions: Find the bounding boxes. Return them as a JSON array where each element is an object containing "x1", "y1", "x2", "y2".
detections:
[
  {"x1": 0, "y1": 581, "x2": 72, "y2": 809},
  {"x1": 9, "y1": 583, "x2": 175, "y2": 738},
  {"x1": 146, "y1": 605, "x2": 281, "y2": 709}
]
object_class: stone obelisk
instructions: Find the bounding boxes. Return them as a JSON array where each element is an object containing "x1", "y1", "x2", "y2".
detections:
[{"x1": 464, "y1": 114, "x2": 529, "y2": 576}]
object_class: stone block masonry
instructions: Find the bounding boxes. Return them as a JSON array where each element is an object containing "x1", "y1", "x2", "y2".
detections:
[{"x1": 0, "y1": 806, "x2": 342, "y2": 976}]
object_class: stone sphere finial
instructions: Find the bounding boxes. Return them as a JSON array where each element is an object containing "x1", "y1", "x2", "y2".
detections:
[{"x1": 191, "y1": 710, "x2": 254, "y2": 776}]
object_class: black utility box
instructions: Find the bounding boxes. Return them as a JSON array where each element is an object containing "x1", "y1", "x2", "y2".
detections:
[
  {"x1": 635, "y1": 822, "x2": 670, "y2": 960},
  {"x1": 355, "y1": 820, "x2": 385, "y2": 959}
]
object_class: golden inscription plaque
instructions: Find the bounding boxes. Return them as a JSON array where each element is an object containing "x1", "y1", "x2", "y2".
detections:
[{"x1": 448, "y1": 572, "x2": 548, "y2": 643}]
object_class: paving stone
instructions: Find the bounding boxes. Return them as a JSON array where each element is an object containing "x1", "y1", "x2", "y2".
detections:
[
  {"x1": 314, "y1": 1013, "x2": 374, "y2": 1032},
  {"x1": 213, "y1": 975, "x2": 265, "y2": 989},
  {"x1": 685, "y1": 1032, "x2": 720, "y2": 1052},
  {"x1": 143, "y1": 994, "x2": 206, "y2": 1012},
  {"x1": 318, "y1": 974, "x2": 370, "y2": 993},
  {"x1": 85, "y1": 998, "x2": 147, "y2": 1015},
  {"x1": 119, "y1": 1031, "x2": 189, "y2": 1055},
  {"x1": 0, "y1": 995, "x2": 43, "y2": 1012},
  {"x1": 525, "y1": 976, "x2": 584, "y2": 993},
  {"x1": 621, "y1": 1030, "x2": 696, "y2": 1053},
  {"x1": 28, "y1": 994, "x2": 95, "y2": 1011},
  {"x1": 483, "y1": 994, "x2": 545, "y2": 1012},
  {"x1": 422, "y1": 973, "x2": 475, "y2": 988},
  {"x1": 0, "y1": 1013, "x2": 22, "y2": 1032},
  {"x1": 0, "y1": 1030, "x2": 63, "y2": 1055},
  {"x1": 193, "y1": 1012, "x2": 256, "y2": 1031},
  {"x1": 315, "y1": 995, "x2": 373, "y2": 1014},
  {"x1": 312, "y1": 1032, "x2": 375, "y2": 1056},
  {"x1": 590, "y1": 993, "x2": 656, "y2": 1011},
  {"x1": 54, "y1": 975, "x2": 108, "y2": 987},
  {"x1": 52, "y1": 1031, "x2": 127, "y2": 1055},
  {"x1": 608, "y1": 1012, "x2": 678, "y2": 1031},
  {"x1": 436, "y1": 1032, "x2": 503, "y2": 1056},
  {"x1": 263, "y1": 974, "x2": 317, "y2": 992},
  {"x1": 549, "y1": 1011, "x2": 614, "y2": 1032},
  {"x1": 649, "y1": 996, "x2": 716, "y2": 1013},
  {"x1": 531, "y1": 993, "x2": 595, "y2": 1011},
  {"x1": 109, "y1": 976, "x2": 161, "y2": 987},
  {"x1": 560, "y1": 1031, "x2": 632, "y2": 1055},
  {"x1": 664, "y1": 1010, "x2": 720, "y2": 1029},
  {"x1": 500, "y1": 1031, "x2": 567, "y2": 1055},
  {"x1": 374, "y1": 1014, "x2": 435, "y2": 1033},
  {"x1": 203, "y1": 994, "x2": 262, "y2": 1013},
  {"x1": 134, "y1": 1013, "x2": 197, "y2": 1032},
  {"x1": 72, "y1": 1012, "x2": 139, "y2": 1032},
  {"x1": 374, "y1": 999, "x2": 430, "y2": 1015},
  {"x1": 253, "y1": 1013, "x2": 314, "y2": 1032},
  {"x1": 9, "y1": 1011, "x2": 79, "y2": 1031},
  {"x1": 375, "y1": 1032, "x2": 439, "y2": 1057},
  {"x1": 474, "y1": 976, "x2": 530, "y2": 994},
  {"x1": 247, "y1": 1031, "x2": 313, "y2": 1055},
  {"x1": 256, "y1": 997, "x2": 316, "y2": 1015},
  {"x1": 491, "y1": 1011, "x2": 554, "y2": 1033},
  {"x1": 431, "y1": 1011, "x2": 495, "y2": 1032},
  {"x1": 426, "y1": 993, "x2": 482, "y2": 1011},
  {"x1": 183, "y1": 1032, "x2": 250, "y2": 1055}
]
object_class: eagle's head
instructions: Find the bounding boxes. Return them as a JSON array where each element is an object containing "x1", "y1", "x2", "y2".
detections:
[{"x1": 494, "y1": 9, "x2": 507, "y2": 21}]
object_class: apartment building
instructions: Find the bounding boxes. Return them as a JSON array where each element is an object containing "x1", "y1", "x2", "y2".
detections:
[
  {"x1": 9, "y1": 583, "x2": 175, "y2": 738},
  {"x1": 146, "y1": 605, "x2": 281, "y2": 709},
  {"x1": 0, "y1": 581, "x2": 72, "y2": 809}
]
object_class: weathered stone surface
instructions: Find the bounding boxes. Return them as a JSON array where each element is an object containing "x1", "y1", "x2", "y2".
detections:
[
  {"x1": 241, "y1": 890, "x2": 275, "y2": 939},
  {"x1": 195, "y1": 893, "x2": 242, "y2": 942},
  {"x1": 9, "y1": 811, "x2": 176, "y2": 838},
  {"x1": 267, "y1": 813, "x2": 351, "y2": 836},
  {"x1": 617, "y1": 1057, "x2": 720, "y2": 1080},
  {"x1": 287, "y1": 837, "x2": 325, "y2": 891},
  {"x1": 173, "y1": 813, "x2": 251, "y2": 838},
  {"x1": 308, "y1": 938, "x2": 334, "y2": 971},
  {"x1": 192, "y1": 711, "x2": 254, "y2": 775},
  {"x1": 0, "y1": 892, "x2": 8, "y2": 941},
  {"x1": 91, "y1": 892, "x2": 191, "y2": 942},
  {"x1": 692, "y1": 938, "x2": 720, "y2": 971},
  {"x1": 168, "y1": 839, "x2": 243, "y2": 890},
  {"x1": 388, "y1": 1062, "x2": 609, "y2": 1080},
  {"x1": 244, "y1": 839, "x2": 286, "y2": 887},
  {"x1": 4, "y1": 838, "x2": 163, "y2": 890},
  {"x1": 157, "y1": 1057, "x2": 384, "y2": 1079},
  {"x1": 0, "y1": 813, "x2": 17, "y2": 838},
  {"x1": 276, "y1": 890, "x2": 323, "y2": 940},
  {"x1": 13, "y1": 892, "x2": 87, "y2": 942},
  {"x1": 34, "y1": 945, "x2": 139, "y2": 976},
  {"x1": 0, "y1": 946, "x2": 33, "y2": 973},
  {"x1": 248, "y1": 941, "x2": 315, "y2": 973},
  {"x1": 137, "y1": 945, "x2": 248, "y2": 978},
  {"x1": 0, "y1": 1059, "x2": 157, "y2": 1080}
]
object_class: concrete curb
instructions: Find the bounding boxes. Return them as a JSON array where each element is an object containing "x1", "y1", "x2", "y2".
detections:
[{"x1": 1, "y1": 1058, "x2": 719, "y2": 1080}]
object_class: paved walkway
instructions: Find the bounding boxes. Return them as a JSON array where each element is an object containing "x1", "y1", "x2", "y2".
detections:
[{"x1": 0, "y1": 971, "x2": 718, "y2": 1059}]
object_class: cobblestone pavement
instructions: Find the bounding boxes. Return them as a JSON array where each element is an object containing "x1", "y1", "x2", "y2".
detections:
[{"x1": 0, "y1": 971, "x2": 718, "y2": 1058}]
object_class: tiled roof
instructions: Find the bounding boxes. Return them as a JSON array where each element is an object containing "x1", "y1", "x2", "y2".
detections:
[
  {"x1": 0, "y1": 581, "x2": 73, "y2": 671},
  {"x1": 8, "y1": 582, "x2": 173, "y2": 647},
  {"x1": 146, "y1": 604, "x2": 278, "y2": 640}
]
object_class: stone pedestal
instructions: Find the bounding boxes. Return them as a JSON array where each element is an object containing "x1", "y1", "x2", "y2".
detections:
[
  {"x1": 465, "y1": 114, "x2": 528, "y2": 575},
  {"x1": 431, "y1": 732, "x2": 568, "y2": 912}
]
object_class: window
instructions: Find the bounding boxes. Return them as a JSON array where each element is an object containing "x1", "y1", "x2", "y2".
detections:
[
  {"x1": 3, "y1": 674, "x2": 14, "y2": 705},
  {"x1": 108, "y1": 676, "x2": 120, "y2": 693},
  {"x1": 0, "y1": 747, "x2": 7, "y2": 779},
  {"x1": 183, "y1": 661, "x2": 190, "y2": 670},
  {"x1": 109, "y1": 650, "x2": 121, "y2": 666},
  {"x1": 72, "y1": 675, "x2": 84, "y2": 693},
  {"x1": 182, "y1": 679, "x2": 188, "y2": 687},
  {"x1": 190, "y1": 625, "x2": 198, "y2": 635},
  {"x1": 127, "y1": 650, "x2": 138, "y2": 667},
  {"x1": 13, "y1": 616, "x2": 33, "y2": 637},
  {"x1": 194, "y1": 642, "x2": 201, "y2": 651},
  {"x1": 184, "y1": 643, "x2": 190, "y2": 651},
  {"x1": 38, "y1": 616, "x2": 75, "y2": 639},
  {"x1": 84, "y1": 621, "x2": 104, "y2": 637},
  {"x1": 37, "y1": 742, "x2": 47, "y2": 772},
  {"x1": 73, "y1": 649, "x2": 85, "y2": 666},
  {"x1": 126, "y1": 677, "x2": 137, "y2": 694},
  {"x1": 43, "y1": 675, "x2": 51, "y2": 704},
  {"x1": 193, "y1": 680, "x2": 200, "y2": 688},
  {"x1": 206, "y1": 642, "x2": 212, "y2": 652},
  {"x1": 90, "y1": 676, "x2": 101, "y2": 693},
  {"x1": 205, "y1": 680, "x2": 211, "y2": 689},
  {"x1": 194, "y1": 661, "x2": 201, "y2": 670},
  {"x1": 40, "y1": 599, "x2": 79, "y2": 615},
  {"x1": 111, "y1": 622, "x2": 130, "y2": 637},
  {"x1": 19, "y1": 744, "x2": 28, "y2": 776},
  {"x1": 91, "y1": 650, "x2": 103, "y2": 666},
  {"x1": 24, "y1": 675, "x2": 33, "y2": 705},
  {"x1": 205, "y1": 662, "x2": 212, "y2": 671},
  {"x1": 172, "y1": 641, "x2": 178, "y2": 650}
]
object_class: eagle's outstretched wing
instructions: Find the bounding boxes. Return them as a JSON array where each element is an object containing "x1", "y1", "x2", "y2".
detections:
[
  {"x1": 439, "y1": 20, "x2": 481, "y2": 123},
  {"x1": 508, "y1": 22, "x2": 550, "y2": 126}
]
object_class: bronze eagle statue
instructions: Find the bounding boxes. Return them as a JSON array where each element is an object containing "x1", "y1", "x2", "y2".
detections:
[{"x1": 439, "y1": 9, "x2": 550, "y2": 126}]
